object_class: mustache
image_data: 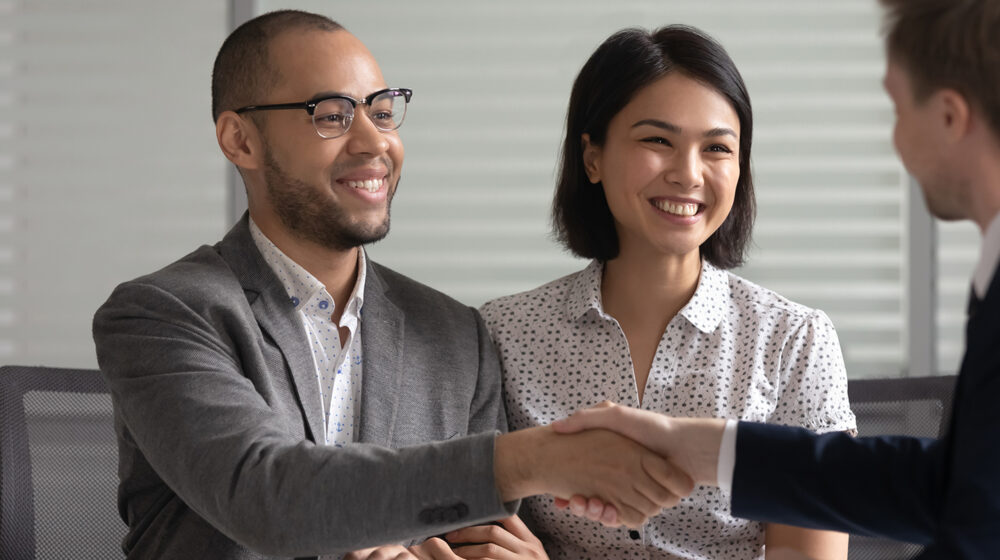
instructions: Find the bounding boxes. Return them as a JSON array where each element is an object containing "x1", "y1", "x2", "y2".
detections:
[{"x1": 330, "y1": 156, "x2": 395, "y2": 179}]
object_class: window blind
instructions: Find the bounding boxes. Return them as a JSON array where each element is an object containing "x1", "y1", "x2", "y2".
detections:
[{"x1": 0, "y1": 1, "x2": 228, "y2": 367}]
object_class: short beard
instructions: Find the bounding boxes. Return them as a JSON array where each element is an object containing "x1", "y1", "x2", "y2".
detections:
[{"x1": 262, "y1": 148, "x2": 392, "y2": 252}]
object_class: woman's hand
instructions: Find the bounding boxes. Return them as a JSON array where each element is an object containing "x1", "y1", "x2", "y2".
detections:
[
  {"x1": 445, "y1": 516, "x2": 548, "y2": 559},
  {"x1": 344, "y1": 539, "x2": 461, "y2": 560}
]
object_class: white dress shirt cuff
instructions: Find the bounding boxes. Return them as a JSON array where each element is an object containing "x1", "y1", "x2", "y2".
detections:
[{"x1": 716, "y1": 419, "x2": 739, "y2": 494}]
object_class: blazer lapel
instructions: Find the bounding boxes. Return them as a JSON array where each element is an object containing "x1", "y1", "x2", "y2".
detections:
[
  {"x1": 217, "y1": 214, "x2": 326, "y2": 443},
  {"x1": 358, "y1": 261, "x2": 404, "y2": 447}
]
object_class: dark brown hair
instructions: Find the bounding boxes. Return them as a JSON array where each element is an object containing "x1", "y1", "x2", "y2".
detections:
[
  {"x1": 881, "y1": 0, "x2": 1000, "y2": 137},
  {"x1": 211, "y1": 10, "x2": 343, "y2": 122},
  {"x1": 552, "y1": 25, "x2": 755, "y2": 268}
]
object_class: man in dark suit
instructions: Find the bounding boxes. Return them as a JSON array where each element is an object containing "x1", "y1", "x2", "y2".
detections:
[
  {"x1": 552, "y1": 0, "x2": 1000, "y2": 557},
  {"x1": 93, "y1": 10, "x2": 691, "y2": 560}
]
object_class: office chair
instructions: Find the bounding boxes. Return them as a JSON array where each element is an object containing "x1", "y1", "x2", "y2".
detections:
[
  {"x1": 845, "y1": 375, "x2": 957, "y2": 560},
  {"x1": 0, "y1": 365, "x2": 125, "y2": 559}
]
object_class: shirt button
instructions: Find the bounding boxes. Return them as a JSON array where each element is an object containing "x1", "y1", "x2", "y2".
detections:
[
  {"x1": 319, "y1": 300, "x2": 329, "y2": 309},
  {"x1": 628, "y1": 530, "x2": 641, "y2": 540}
]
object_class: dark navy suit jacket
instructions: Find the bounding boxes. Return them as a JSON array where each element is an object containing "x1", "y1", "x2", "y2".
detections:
[{"x1": 730, "y1": 265, "x2": 1000, "y2": 558}]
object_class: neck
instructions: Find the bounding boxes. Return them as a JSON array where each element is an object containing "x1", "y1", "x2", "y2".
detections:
[
  {"x1": 601, "y1": 244, "x2": 701, "y2": 325},
  {"x1": 251, "y1": 212, "x2": 360, "y2": 314},
  {"x1": 961, "y1": 125, "x2": 1000, "y2": 232},
  {"x1": 969, "y1": 153, "x2": 1000, "y2": 233}
]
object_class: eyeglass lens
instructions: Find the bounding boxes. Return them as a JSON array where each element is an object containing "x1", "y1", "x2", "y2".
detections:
[{"x1": 313, "y1": 90, "x2": 408, "y2": 138}]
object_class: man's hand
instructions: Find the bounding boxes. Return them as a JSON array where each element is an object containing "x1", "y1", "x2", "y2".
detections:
[
  {"x1": 446, "y1": 516, "x2": 548, "y2": 560},
  {"x1": 494, "y1": 425, "x2": 693, "y2": 528}
]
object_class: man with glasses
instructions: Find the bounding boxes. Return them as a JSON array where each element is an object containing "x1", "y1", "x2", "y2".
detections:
[{"x1": 93, "y1": 10, "x2": 691, "y2": 560}]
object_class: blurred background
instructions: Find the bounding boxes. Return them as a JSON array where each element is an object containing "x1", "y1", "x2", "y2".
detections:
[{"x1": 0, "y1": 0, "x2": 979, "y2": 377}]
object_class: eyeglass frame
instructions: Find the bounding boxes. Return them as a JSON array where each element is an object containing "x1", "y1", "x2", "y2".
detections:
[{"x1": 234, "y1": 87, "x2": 413, "y2": 138}]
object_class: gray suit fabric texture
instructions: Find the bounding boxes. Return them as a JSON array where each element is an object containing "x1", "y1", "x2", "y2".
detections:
[{"x1": 93, "y1": 215, "x2": 515, "y2": 559}]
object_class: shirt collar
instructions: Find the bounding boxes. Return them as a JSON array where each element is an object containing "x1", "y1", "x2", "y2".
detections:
[
  {"x1": 973, "y1": 211, "x2": 1000, "y2": 299},
  {"x1": 566, "y1": 259, "x2": 728, "y2": 334},
  {"x1": 678, "y1": 260, "x2": 729, "y2": 333},
  {"x1": 249, "y1": 218, "x2": 366, "y2": 325}
]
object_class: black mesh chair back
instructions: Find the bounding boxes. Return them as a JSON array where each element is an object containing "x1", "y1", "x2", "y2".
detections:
[
  {"x1": 846, "y1": 375, "x2": 957, "y2": 560},
  {"x1": 0, "y1": 365, "x2": 124, "y2": 559}
]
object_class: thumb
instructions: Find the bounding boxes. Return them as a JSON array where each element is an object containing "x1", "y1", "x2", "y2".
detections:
[{"x1": 551, "y1": 401, "x2": 617, "y2": 433}]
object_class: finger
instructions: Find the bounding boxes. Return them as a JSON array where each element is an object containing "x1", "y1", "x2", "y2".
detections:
[
  {"x1": 495, "y1": 515, "x2": 539, "y2": 543},
  {"x1": 550, "y1": 401, "x2": 618, "y2": 434},
  {"x1": 351, "y1": 546, "x2": 412, "y2": 560},
  {"x1": 411, "y1": 538, "x2": 458, "y2": 560},
  {"x1": 450, "y1": 542, "x2": 520, "y2": 560},
  {"x1": 585, "y1": 497, "x2": 604, "y2": 522},
  {"x1": 599, "y1": 504, "x2": 619, "y2": 527},
  {"x1": 614, "y1": 504, "x2": 647, "y2": 529},
  {"x1": 639, "y1": 454, "x2": 695, "y2": 508},
  {"x1": 629, "y1": 454, "x2": 688, "y2": 511},
  {"x1": 612, "y1": 473, "x2": 665, "y2": 524},
  {"x1": 569, "y1": 495, "x2": 588, "y2": 517},
  {"x1": 446, "y1": 523, "x2": 517, "y2": 551},
  {"x1": 552, "y1": 497, "x2": 570, "y2": 509},
  {"x1": 586, "y1": 497, "x2": 608, "y2": 521}
]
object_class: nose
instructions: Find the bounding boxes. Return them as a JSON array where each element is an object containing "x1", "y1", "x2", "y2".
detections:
[
  {"x1": 345, "y1": 108, "x2": 391, "y2": 156},
  {"x1": 665, "y1": 148, "x2": 703, "y2": 189}
]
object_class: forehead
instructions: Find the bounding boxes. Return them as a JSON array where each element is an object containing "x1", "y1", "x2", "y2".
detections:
[
  {"x1": 267, "y1": 29, "x2": 387, "y2": 100},
  {"x1": 619, "y1": 72, "x2": 740, "y2": 132}
]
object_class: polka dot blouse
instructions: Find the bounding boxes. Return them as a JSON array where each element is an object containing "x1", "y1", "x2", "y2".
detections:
[{"x1": 480, "y1": 259, "x2": 857, "y2": 560}]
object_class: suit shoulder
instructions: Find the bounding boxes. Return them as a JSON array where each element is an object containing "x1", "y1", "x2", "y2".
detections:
[
  {"x1": 370, "y1": 261, "x2": 476, "y2": 319},
  {"x1": 99, "y1": 243, "x2": 242, "y2": 312}
]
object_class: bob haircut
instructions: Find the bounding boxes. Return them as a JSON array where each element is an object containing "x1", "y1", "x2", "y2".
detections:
[{"x1": 552, "y1": 25, "x2": 755, "y2": 269}]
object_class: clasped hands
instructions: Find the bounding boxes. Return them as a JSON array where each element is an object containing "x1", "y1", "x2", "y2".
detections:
[
  {"x1": 347, "y1": 402, "x2": 725, "y2": 559},
  {"x1": 547, "y1": 400, "x2": 725, "y2": 527}
]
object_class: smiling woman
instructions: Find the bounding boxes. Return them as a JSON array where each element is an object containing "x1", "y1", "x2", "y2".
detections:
[{"x1": 473, "y1": 26, "x2": 857, "y2": 560}]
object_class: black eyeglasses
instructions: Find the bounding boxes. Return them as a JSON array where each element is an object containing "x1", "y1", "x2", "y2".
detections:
[{"x1": 235, "y1": 87, "x2": 412, "y2": 139}]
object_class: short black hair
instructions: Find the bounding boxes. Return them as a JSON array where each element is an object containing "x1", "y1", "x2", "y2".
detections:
[
  {"x1": 552, "y1": 25, "x2": 755, "y2": 269},
  {"x1": 211, "y1": 10, "x2": 343, "y2": 122}
]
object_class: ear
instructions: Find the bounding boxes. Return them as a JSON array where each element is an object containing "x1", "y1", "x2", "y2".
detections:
[
  {"x1": 216, "y1": 111, "x2": 263, "y2": 171},
  {"x1": 938, "y1": 89, "x2": 971, "y2": 143},
  {"x1": 581, "y1": 133, "x2": 601, "y2": 184}
]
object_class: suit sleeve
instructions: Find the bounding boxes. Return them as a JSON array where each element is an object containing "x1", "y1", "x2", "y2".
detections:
[
  {"x1": 731, "y1": 421, "x2": 945, "y2": 544},
  {"x1": 467, "y1": 307, "x2": 509, "y2": 435},
  {"x1": 94, "y1": 280, "x2": 514, "y2": 556}
]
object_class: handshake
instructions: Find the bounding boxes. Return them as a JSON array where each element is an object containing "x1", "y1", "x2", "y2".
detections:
[{"x1": 494, "y1": 401, "x2": 728, "y2": 528}]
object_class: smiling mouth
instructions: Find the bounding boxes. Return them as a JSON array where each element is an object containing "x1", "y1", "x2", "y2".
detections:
[
  {"x1": 344, "y1": 178, "x2": 386, "y2": 193},
  {"x1": 653, "y1": 200, "x2": 701, "y2": 217}
]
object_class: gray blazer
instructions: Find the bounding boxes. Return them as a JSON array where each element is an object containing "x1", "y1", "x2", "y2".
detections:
[{"x1": 93, "y1": 215, "x2": 515, "y2": 559}]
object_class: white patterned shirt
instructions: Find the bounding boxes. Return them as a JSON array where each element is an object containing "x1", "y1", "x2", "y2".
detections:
[
  {"x1": 250, "y1": 219, "x2": 365, "y2": 447},
  {"x1": 480, "y1": 260, "x2": 856, "y2": 560}
]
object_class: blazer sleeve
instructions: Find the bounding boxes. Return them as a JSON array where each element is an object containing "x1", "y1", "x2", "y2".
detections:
[
  {"x1": 467, "y1": 308, "x2": 509, "y2": 435},
  {"x1": 731, "y1": 421, "x2": 945, "y2": 545},
  {"x1": 94, "y1": 279, "x2": 515, "y2": 556}
]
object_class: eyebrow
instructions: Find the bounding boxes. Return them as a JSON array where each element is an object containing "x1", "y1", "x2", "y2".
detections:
[{"x1": 632, "y1": 118, "x2": 738, "y2": 139}]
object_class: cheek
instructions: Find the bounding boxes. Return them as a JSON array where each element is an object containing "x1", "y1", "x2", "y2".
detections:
[
  {"x1": 387, "y1": 136, "x2": 405, "y2": 173},
  {"x1": 709, "y1": 162, "x2": 740, "y2": 208}
]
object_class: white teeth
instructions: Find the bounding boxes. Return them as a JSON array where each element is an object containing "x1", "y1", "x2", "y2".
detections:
[
  {"x1": 655, "y1": 200, "x2": 699, "y2": 216},
  {"x1": 346, "y1": 178, "x2": 383, "y2": 193}
]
